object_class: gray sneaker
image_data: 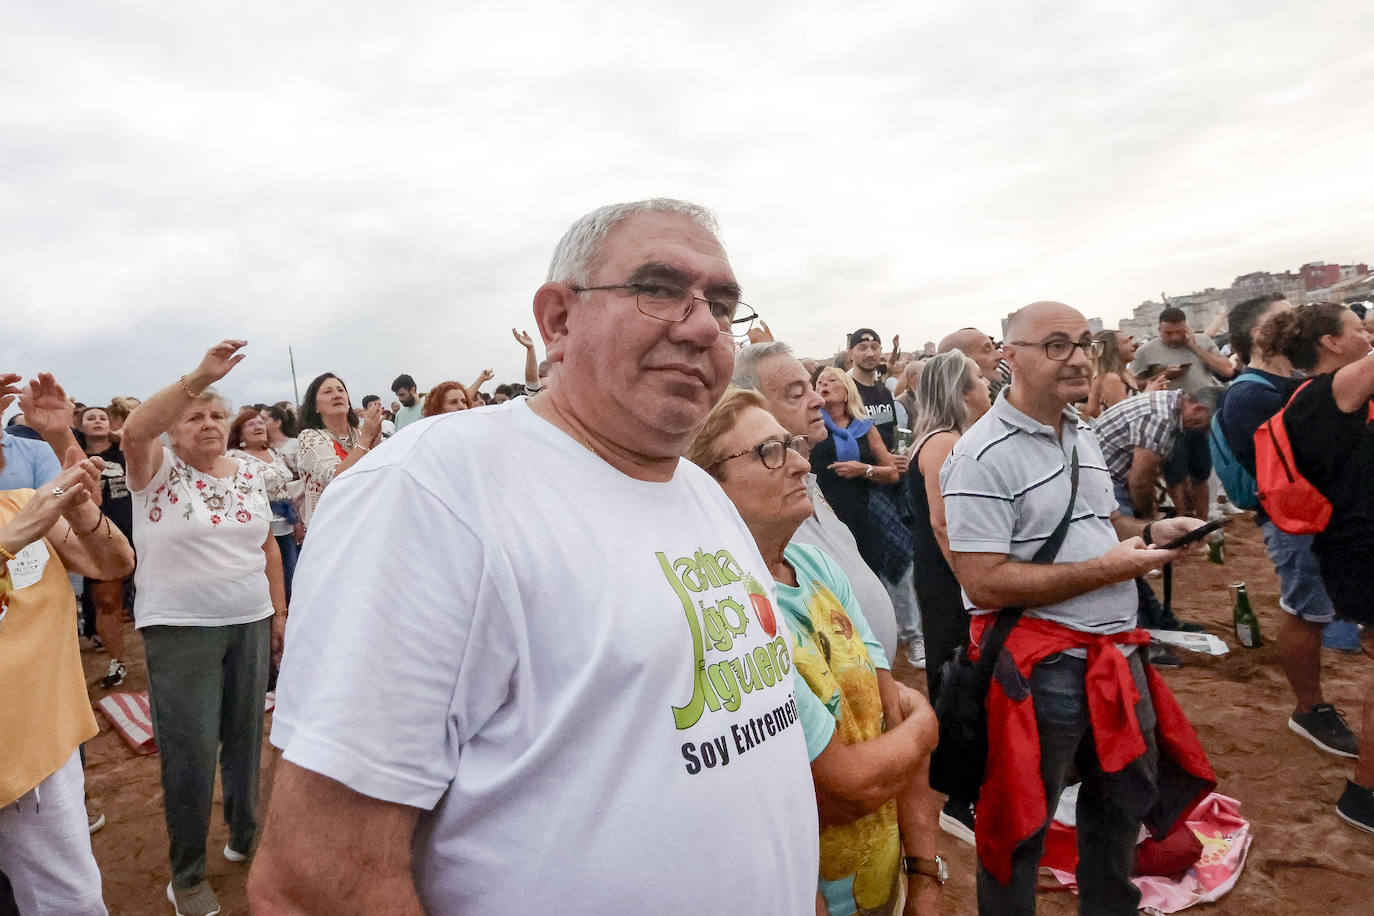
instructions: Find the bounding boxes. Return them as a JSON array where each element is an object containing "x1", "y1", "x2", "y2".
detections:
[
  {"x1": 167, "y1": 880, "x2": 220, "y2": 916},
  {"x1": 1289, "y1": 704, "x2": 1359, "y2": 758}
]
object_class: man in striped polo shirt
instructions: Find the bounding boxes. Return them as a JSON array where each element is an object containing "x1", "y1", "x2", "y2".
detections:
[{"x1": 940, "y1": 301, "x2": 1213, "y2": 915}]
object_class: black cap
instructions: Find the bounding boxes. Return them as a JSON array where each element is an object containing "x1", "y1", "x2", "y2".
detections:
[{"x1": 848, "y1": 328, "x2": 881, "y2": 348}]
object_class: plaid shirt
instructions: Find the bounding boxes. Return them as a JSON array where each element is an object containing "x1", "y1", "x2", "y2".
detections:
[{"x1": 1094, "y1": 390, "x2": 1182, "y2": 482}]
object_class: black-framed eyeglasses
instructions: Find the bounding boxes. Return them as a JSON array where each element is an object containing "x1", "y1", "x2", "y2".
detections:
[
  {"x1": 1004, "y1": 336, "x2": 1105, "y2": 361},
  {"x1": 569, "y1": 282, "x2": 758, "y2": 339},
  {"x1": 712, "y1": 435, "x2": 808, "y2": 471}
]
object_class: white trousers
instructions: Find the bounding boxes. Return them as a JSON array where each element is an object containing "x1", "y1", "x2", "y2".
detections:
[{"x1": 0, "y1": 750, "x2": 107, "y2": 915}]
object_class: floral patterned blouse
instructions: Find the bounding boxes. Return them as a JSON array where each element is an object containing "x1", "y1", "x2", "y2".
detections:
[
  {"x1": 228, "y1": 447, "x2": 297, "y2": 536},
  {"x1": 296, "y1": 426, "x2": 358, "y2": 528},
  {"x1": 130, "y1": 446, "x2": 273, "y2": 628}
]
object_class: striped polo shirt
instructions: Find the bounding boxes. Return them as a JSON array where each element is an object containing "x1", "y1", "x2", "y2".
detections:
[
  {"x1": 1093, "y1": 389, "x2": 1182, "y2": 483},
  {"x1": 939, "y1": 394, "x2": 1136, "y2": 634}
]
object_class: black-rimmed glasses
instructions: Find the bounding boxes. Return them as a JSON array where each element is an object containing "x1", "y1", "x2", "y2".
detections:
[
  {"x1": 1004, "y1": 336, "x2": 1105, "y2": 361},
  {"x1": 569, "y1": 282, "x2": 759, "y2": 339},
  {"x1": 712, "y1": 435, "x2": 808, "y2": 471}
]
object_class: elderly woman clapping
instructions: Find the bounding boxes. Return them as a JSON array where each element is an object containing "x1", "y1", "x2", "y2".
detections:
[
  {"x1": 122, "y1": 340, "x2": 286, "y2": 916},
  {"x1": 689, "y1": 388, "x2": 944, "y2": 916}
]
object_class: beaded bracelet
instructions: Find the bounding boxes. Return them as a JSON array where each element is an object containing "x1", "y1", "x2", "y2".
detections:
[
  {"x1": 0, "y1": 543, "x2": 16, "y2": 563},
  {"x1": 178, "y1": 375, "x2": 204, "y2": 398}
]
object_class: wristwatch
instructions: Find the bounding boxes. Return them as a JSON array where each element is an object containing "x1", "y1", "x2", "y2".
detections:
[
  {"x1": 864, "y1": 464, "x2": 875, "y2": 479},
  {"x1": 903, "y1": 855, "x2": 948, "y2": 885}
]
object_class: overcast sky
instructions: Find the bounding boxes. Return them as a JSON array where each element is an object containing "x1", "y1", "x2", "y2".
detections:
[{"x1": 5, "y1": 0, "x2": 1373, "y2": 413}]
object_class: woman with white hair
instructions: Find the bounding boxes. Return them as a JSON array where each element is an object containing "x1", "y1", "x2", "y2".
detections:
[{"x1": 122, "y1": 340, "x2": 287, "y2": 916}]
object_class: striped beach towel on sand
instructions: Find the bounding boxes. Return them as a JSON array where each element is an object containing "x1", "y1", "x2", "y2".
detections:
[{"x1": 97, "y1": 691, "x2": 276, "y2": 756}]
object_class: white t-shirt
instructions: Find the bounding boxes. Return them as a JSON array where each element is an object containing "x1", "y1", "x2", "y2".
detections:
[
  {"x1": 131, "y1": 446, "x2": 274, "y2": 628},
  {"x1": 272, "y1": 400, "x2": 820, "y2": 914}
]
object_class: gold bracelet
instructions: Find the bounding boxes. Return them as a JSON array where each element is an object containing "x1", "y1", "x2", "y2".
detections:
[
  {"x1": 355, "y1": 443, "x2": 370, "y2": 452},
  {"x1": 178, "y1": 375, "x2": 204, "y2": 398},
  {"x1": 0, "y1": 543, "x2": 16, "y2": 563}
]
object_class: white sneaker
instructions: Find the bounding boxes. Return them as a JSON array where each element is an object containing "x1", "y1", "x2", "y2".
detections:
[
  {"x1": 101, "y1": 658, "x2": 127, "y2": 689},
  {"x1": 223, "y1": 844, "x2": 249, "y2": 863},
  {"x1": 904, "y1": 640, "x2": 927, "y2": 670}
]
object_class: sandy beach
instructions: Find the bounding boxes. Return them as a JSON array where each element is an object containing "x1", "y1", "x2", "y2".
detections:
[{"x1": 81, "y1": 515, "x2": 1373, "y2": 914}]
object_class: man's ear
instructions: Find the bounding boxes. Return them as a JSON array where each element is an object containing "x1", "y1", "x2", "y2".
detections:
[
  {"x1": 1318, "y1": 333, "x2": 1343, "y2": 357},
  {"x1": 1000, "y1": 344, "x2": 1018, "y2": 375},
  {"x1": 533, "y1": 282, "x2": 573, "y2": 364}
]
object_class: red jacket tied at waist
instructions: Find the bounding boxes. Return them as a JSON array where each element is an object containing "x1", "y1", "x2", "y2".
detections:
[{"x1": 969, "y1": 614, "x2": 1216, "y2": 885}]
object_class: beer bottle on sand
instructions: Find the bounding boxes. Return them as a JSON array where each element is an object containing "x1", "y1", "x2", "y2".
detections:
[{"x1": 1231, "y1": 582, "x2": 1262, "y2": 648}]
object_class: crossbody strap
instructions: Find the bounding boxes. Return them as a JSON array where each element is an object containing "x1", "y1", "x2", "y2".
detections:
[{"x1": 976, "y1": 445, "x2": 1081, "y2": 664}]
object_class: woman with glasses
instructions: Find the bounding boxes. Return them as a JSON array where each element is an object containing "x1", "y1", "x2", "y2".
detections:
[
  {"x1": 687, "y1": 388, "x2": 943, "y2": 916},
  {"x1": 228, "y1": 408, "x2": 301, "y2": 606}
]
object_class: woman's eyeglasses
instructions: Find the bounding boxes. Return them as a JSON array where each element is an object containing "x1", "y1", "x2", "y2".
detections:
[{"x1": 712, "y1": 435, "x2": 808, "y2": 471}]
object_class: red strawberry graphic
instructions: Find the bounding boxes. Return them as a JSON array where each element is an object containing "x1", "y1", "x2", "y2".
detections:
[{"x1": 743, "y1": 574, "x2": 777, "y2": 638}]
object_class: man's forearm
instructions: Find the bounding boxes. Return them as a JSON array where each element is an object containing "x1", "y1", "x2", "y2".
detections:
[
  {"x1": 952, "y1": 553, "x2": 1128, "y2": 610},
  {"x1": 37, "y1": 427, "x2": 83, "y2": 467},
  {"x1": 1197, "y1": 348, "x2": 1234, "y2": 378},
  {"x1": 523, "y1": 348, "x2": 538, "y2": 389},
  {"x1": 1127, "y1": 467, "x2": 1156, "y2": 518},
  {"x1": 248, "y1": 762, "x2": 425, "y2": 916}
]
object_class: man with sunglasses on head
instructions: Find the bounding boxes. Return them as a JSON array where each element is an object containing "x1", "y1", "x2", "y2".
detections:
[
  {"x1": 940, "y1": 301, "x2": 1214, "y2": 915},
  {"x1": 250, "y1": 200, "x2": 821, "y2": 916}
]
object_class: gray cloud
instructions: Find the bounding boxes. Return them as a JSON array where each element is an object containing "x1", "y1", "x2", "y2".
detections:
[{"x1": 5, "y1": 0, "x2": 1373, "y2": 412}]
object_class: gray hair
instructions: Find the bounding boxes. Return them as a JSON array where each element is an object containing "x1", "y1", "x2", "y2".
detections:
[
  {"x1": 546, "y1": 198, "x2": 722, "y2": 286},
  {"x1": 731, "y1": 341, "x2": 795, "y2": 391},
  {"x1": 911, "y1": 350, "x2": 975, "y2": 440}
]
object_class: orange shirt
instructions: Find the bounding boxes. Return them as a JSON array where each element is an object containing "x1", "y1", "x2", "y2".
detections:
[{"x1": 0, "y1": 489, "x2": 98, "y2": 807}]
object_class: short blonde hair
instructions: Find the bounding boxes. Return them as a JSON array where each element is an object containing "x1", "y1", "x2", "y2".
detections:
[
  {"x1": 686, "y1": 387, "x2": 770, "y2": 479},
  {"x1": 814, "y1": 366, "x2": 868, "y2": 420}
]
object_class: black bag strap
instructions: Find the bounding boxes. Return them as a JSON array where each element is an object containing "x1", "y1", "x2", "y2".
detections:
[{"x1": 975, "y1": 445, "x2": 1081, "y2": 666}]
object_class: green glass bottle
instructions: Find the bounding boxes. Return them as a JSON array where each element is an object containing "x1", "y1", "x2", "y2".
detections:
[
  {"x1": 1208, "y1": 530, "x2": 1225, "y2": 565},
  {"x1": 1232, "y1": 582, "x2": 1262, "y2": 648}
]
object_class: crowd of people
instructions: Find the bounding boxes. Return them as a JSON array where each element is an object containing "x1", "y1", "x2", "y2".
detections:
[{"x1": 2, "y1": 197, "x2": 1373, "y2": 915}]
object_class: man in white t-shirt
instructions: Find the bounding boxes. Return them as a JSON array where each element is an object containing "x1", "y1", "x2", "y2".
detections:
[{"x1": 249, "y1": 200, "x2": 821, "y2": 915}]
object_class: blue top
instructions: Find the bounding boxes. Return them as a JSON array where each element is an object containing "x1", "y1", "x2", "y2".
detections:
[
  {"x1": 1219, "y1": 368, "x2": 1297, "y2": 526},
  {"x1": 0, "y1": 430, "x2": 62, "y2": 491}
]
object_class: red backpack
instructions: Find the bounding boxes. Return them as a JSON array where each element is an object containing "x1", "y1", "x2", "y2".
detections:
[{"x1": 1255, "y1": 379, "x2": 1374, "y2": 535}]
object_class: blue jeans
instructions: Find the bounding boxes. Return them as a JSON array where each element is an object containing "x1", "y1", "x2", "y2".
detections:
[
  {"x1": 275, "y1": 533, "x2": 299, "y2": 605},
  {"x1": 977, "y1": 651, "x2": 1157, "y2": 916},
  {"x1": 1258, "y1": 521, "x2": 1334, "y2": 624}
]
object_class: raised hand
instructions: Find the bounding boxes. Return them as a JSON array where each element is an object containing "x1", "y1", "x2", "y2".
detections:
[
  {"x1": 192, "y1": 339, "x2": 248, "y2": 386},
  {"x1": 512, "y1": 328, "x2": 535, "y2": 350},
  {"x1": 359, "y1": 400, "x2": 384, "y2": 445},
  {"x1": 0, "y1": 373, "x2": 21, "y2": 416},
  {"x1": 477, "y1": 368, "x2": 495, "y2": 385},
  {"x1": 18, "y1": 373, "x2": 74, "y2": 436},
  {"x1": 747, "y1": 320, "x2": 775, "y2": 344},
  {"x1": 3, "y1": 453, "x2": 104, "y2": 549}
]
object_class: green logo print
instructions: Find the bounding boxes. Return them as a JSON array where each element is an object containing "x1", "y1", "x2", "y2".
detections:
[{"x1": 659, "y1": 549, "x2": 793, "y2": 730}]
